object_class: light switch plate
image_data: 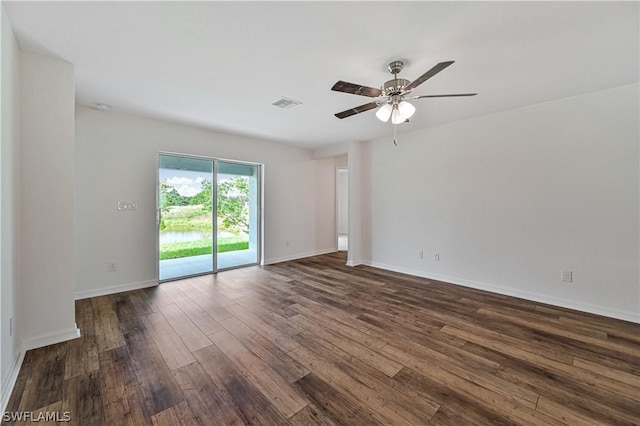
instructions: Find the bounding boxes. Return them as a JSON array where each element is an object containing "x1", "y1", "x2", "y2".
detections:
[{"x1": 117, "y1": 201, "x2": 138, "y2": 211}]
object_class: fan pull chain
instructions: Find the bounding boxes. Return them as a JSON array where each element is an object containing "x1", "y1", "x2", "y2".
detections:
[{"x1": 393, "y1": 124, "x2": 398, "y2": 146}]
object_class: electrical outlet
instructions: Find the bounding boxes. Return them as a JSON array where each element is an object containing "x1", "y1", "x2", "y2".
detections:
[
  {"x1": 561, "y1": 270, "x2": 573, "y2": 282},
  {"x1": 9, "y1": 317, "x2": 13, "y2": 337},
  {"x1": 434, "y1": 253, "x2": 440, "y2": 261},
  {"x1": 285, "y1": 240, "x2": 290, "y2": 247},
  {"x1": 417, "y1": 250, "x2": 424, "y2": 259},
  {"x1": 107, "y1": 262, "x2": 117, "y2": 272}
]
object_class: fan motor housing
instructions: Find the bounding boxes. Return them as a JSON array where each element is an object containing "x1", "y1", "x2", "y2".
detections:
[
  {"x1": 382, "y1": 78, "x2": 410, "y2": 96},
  {"x1": 387, "y1": 60, "x2": 404, "y2": 75}
]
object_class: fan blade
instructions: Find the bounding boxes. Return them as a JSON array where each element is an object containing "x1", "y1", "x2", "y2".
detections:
[
  {"x1": 335, "y1": 102, "x2": 378, "y2": 119},
  {"x1": 405, "y1": 61, "x2": 455, "y2": 91},
  {"x1": 331, "y1": 81, "x2": 382, "y2": 97},
  {"x1": 413, "y1": 93, "x2": 477, "y2": 99}
]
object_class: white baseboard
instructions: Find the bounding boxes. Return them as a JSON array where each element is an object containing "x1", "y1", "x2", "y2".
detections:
[
  {"x1": 365, "y1": 260, "x2": 640, "y2": 324},
  {"x1": 22, "y1": 326, "x2": 81, "y2": 352},
  {"x1": 2, "y1": 326, "x2": 81, "y2": 412},
  {"x1": 75, "y1": 279, "x2": 158, "y2": 300},
  {"x1": 264, "y1": 248, "x2": 337, "y2": 265},
  {"x1": 1, "y1": 350, "x2": 25, "y2": 413}
]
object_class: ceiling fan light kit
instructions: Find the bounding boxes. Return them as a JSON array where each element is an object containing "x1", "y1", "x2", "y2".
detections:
[
  {"x1": 375, "y1": 103, "x2": 393, "y2": 122},
  {"x1": 395, "y1": 100, "x2": 416, "y2": 122},
  {"x1": 331, "y1": 60, "x2": 477, "y2": 144}
]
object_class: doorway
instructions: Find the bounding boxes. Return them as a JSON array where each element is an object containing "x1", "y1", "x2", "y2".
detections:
[
  {"x1": 157, "y1": 153, "x2": 261, "y2": 281},
  {"x1": 336, "y1": 168, "x2": 348, "y2": 251}
]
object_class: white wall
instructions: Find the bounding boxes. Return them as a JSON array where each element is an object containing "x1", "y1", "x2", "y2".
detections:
[
  {"x1": 366, "y1": 84, "x2": 639, "y2": 322},
  {"x1": 74, "y1": 107, "x2": 337, "y2": 296},
  {"x1": 347, "y1": 141, "x2": 367, "y2": 265},
  {"x1": 0, "y1": 4, "x2": 22, "y2": 407},
  {"x1": 337, "y1": 169, "x2": 348, "y2": 235},
  {"x1": 20, "y1": 52, "x2": 79, "y2": 347}
]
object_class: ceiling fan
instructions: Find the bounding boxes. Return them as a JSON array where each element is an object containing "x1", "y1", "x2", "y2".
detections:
[{"x1": 331, "y1": 60, "x2": 477, "y2": 124}]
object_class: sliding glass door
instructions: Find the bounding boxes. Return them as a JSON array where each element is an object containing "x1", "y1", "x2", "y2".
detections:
[
  {"x1": 216, "y1": 161, "x2": 260, "y2": 269},
  {"x1": 157, "y1": 153, "x2": 261, "y2": 281}
]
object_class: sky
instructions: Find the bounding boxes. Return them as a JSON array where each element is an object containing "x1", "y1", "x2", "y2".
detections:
[
  {"x1": 159, "y1": 168, "x2": 233, "y2": 197},
  {"x1": 159, "y1": 169, "x2": 207, "y2": 197}
]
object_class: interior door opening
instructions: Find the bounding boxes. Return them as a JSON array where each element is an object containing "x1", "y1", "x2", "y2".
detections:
[{"x1": 337, "y1": 168, "x2": 348, "y2": 251}]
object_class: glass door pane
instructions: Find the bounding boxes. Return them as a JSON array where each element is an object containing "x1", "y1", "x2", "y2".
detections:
[
  {"x1": 216, "y1": 161, "x2": 260, "y2": 269},
  {"x1": 158, "y1": 154, "x2": 214, "y2": 280}
]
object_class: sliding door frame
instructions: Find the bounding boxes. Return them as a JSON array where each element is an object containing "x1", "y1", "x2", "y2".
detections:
[{"x1": 157, "y1": 151, "x2": 263, "y2": 282}]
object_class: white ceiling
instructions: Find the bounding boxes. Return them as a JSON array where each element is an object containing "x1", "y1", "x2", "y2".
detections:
[{"x1": 3, "y1": 1, "x2": 638, "y2": 149}]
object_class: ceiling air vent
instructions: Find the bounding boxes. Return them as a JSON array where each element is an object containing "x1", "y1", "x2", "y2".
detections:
[{"x1": 271, "y1": 97, "x2": 302, "y2": 109}]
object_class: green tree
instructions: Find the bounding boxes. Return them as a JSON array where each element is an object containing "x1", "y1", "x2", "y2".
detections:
[
  {"x1": 217, "y1": 176, "x2": 249, "y2": 234},
  {"x1": 159, "y1": 182, "x2": 170, "y2": 212},
  {"x1": 190, "y1": 179, "x2": 212, "y2": 212},
  {"x1": 159, "y1": 181, "x2": 190, "y2": 212}
]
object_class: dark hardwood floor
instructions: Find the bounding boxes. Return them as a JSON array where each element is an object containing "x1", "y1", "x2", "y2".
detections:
[{"x1": 4, "y1": 252, "x2": 640, "y2": 425}]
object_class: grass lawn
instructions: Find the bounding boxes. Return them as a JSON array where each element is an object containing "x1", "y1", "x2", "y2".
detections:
[
  {"x1": 159, "y1": 235, "x2": 249, "y2": 260},
  {"x1": 160, "y1": 205, "x2": 212, "y2": 231}
]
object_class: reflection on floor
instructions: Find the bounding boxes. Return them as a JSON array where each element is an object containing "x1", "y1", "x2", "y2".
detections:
[
  {"x1": 338, "y1": 233, "x2": 348, "y2": 251},
  {"x1": 159, "y1": 249, "x2": 258, "y2": 281}
]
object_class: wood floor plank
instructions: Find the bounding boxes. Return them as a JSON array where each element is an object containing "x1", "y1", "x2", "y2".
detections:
[
  {"x1": 442, "y1": 324, "x2": 640, "y2": 398},
  {"x1": 185, "y1": 294, "x2": 235, "y2": 322},
  {"x1": 172, "y1": 361, "x2": 245, "y2": 426},
  {"x1": 573, "y1": 356, "x2": 640, "y2": 388},
  {"x1": 469, "y1": 302, "x2": 609, "y2": 339},
  {"x1": 559, "y1": 315, "x2": 640, "y2": 344},
  {"x1": 290, "y1": 313, "x2": 403, "y2": 378},
  {"x1": 151, "y1": 401, "x2": 199, "y2": 426},
  {"x1": 291, "y1": 373, "x2": 379, "y2": 425},
  {"x1": 141, "y1": 312, "x2": 175, "y2": 337},
  {"x1": 477, "y1": 307, "x2": 640, "y2": 357},
  {"x1": 289, "y1": 303, "x2": 388, "y2": 349},
  {"x1": 379, "y1": 344, "x2": 559, "y2": 425},
  {"x1": 290, "y1": 344, "x2": 428, "y2": 425},
  {"x1": 123, "y1": 327, "x2": 185, "y2": 415},
  {"x1": 220, "y1": 315, "x2": 309, "y2": 383},
  {"x1": 393, "y1": 367, "x2": 519, "y2": 426},
  {"x1": 61, "y1": 370, "x2": 105, "y2": 426},
  {"x1": 140, "y1": 286, "x2": 175, "y2": 311},
  {"x1": 287, "y1": 403, "x2": 340, "y2": 426},
  {"x1": 99, "y1": 346, "x2": 152, "y2": 426},
  {"x1": 65, "y1": 337, "x2": 99, "y2": 380},
  {"x1": 461, "y1": 341, "x2": 640, "y2": 425},
  {"x1": 233, "y1": 296, "x2": 304, "y2": 336},
  {"x1": 293, "y1": 329, "x2": 440, "y2": 423},
  {"x1": 140, "y1": 300, "x2": 196, "y2": 373},
  {"x1": 18, "y1": 344, "x2": 66, "y2": 412},
  {"x1": 225, "y1": 303, "x2": 300, "y2": 351},
  {"x1": 209, "y1": 329, "x2": 309, "y2": 418},
  {"x1": 158, "y1": 303, "x2": 212, "y2": 352},
  {"x1": 536, "y1": 395, "x2": 612, "y2": 426},
  {"x1": 172, "y1": 295, "x2": 225, "y2": 335},
  {"x1": 378, "y1": 336, "x2": 538, "y2": 408},
  {"x1": 94, "y1": 302, "x2": 126, "y2": 352},
  {"x1": 18, "y1": 401, "x2": 64, "y2": 426},
  {"x1": 193, "y1": 344, "x2": 289, "y2": 425},
  {"x1": 5, "y1": 252, "x2": 638, "y2": 425},
  {"x1": 536, "y1": 304, "x2": 639, "y2": 334},
  {"x1": 151, "y1": 330, "x2": 196, "y2": 371}
]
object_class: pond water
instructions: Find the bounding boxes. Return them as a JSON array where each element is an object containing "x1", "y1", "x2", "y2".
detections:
[
  {"x1": 159, "y1": 230, "x2": 237, "y2": 244},
  {"x1": 160, "y1": 230, "x2": 207, "y2": 244}
]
